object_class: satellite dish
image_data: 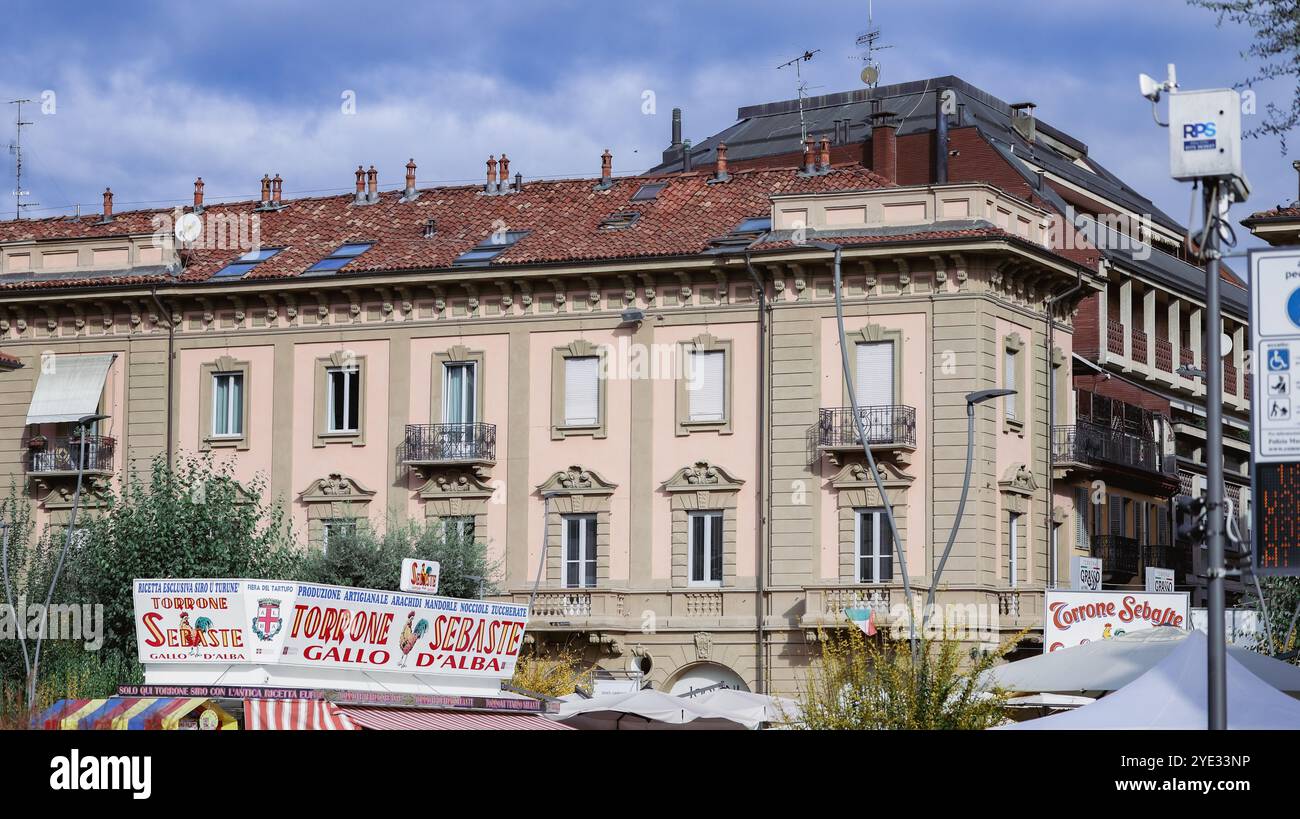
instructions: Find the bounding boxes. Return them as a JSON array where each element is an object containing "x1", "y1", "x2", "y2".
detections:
[
  {"x1": 861, "y1": 64, "x2": 879, "y2": 86},
  {"x1": 175, "y1": 212, "x2": 203, "y2": 243}
]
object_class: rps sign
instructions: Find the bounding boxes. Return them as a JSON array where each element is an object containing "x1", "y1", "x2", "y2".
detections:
[
  {"x1": 1043, "y1": 590, "x2": 1189, "y2": 653},
  {"x1": 133, "y1": 579, "x2": 529, "y2": 680}
]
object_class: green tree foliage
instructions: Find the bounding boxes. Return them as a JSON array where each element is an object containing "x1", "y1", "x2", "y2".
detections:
[
  {"x1": 295, "y1": 517, "x2": 499, "y2": 599},
  {"x1": 1191, "y1": 0, "x2": 1300, "y2": 150},
  {"x1": 795, "y1": 626, "x2": 1019, "y2": 730}
]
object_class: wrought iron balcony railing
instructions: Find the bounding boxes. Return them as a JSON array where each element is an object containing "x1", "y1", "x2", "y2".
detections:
[
  {"x1": 817, "y1": 405, "x2": 916, "y2": 450},
  {"x1": 399, "y1": 422, "x2": 496, "y2": 465},
  {"x1": 1052, "y1": 420, "x2": 1174, "y2": 476},
  {"x1": 1091, "y1": 536, "x2": 1190, "y2": 579},
  {"x1": 25, "y1": 434, "x2": 116, "y2": 475}
]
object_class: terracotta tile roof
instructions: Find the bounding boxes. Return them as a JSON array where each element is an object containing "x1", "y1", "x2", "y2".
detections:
[
  {"x1": 0, "y1": 164, "x2": 900, "y2": 291},
  {"x1": 1248, "y1": 205, "x2": 1300, "y2": 220}
]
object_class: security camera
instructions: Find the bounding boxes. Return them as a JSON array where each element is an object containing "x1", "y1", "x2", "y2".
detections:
[{"x1": 1139, "y1": 73, "x2": 1163, "y2": 103}]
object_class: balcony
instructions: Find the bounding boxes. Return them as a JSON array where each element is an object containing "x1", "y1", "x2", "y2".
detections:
[
  {"x1": 1131, "y1": 328, "x2": 1148, "y2": 364},
  {"x1": 1107, "y1": 324, "x2": 1125, "y2": 356},
  {"x1": 816, "y1": 406, "x2": 916, "y2": 456},
  {"x1": 1090, "y1": 536, "x2": 1189, "y2": 581},
  {"x1": 1052, "y1": 420, "x2": 1175, "y2": 478},
  {"x1": 25, "y1": 434, "x2": 116, "y2": 477},
  {"x1": 399, "y1": 423, "x2": 496, "y2": 466},
  {"x1": 1154, "y1": 337, "x2": 1173, "y2": 372}
]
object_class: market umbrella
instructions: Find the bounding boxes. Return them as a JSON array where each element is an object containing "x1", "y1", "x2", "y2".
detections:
[
  {"x1": 553, "y1": 690, "x2": 747, "y2": 730},
  {"x1": 983, "y1": 626, "x2": 1300, "y2": 696},
  {"x1": 1001, "y1": 630, "x2": 1300, "y2": 730},
  {"x1": 684, "y1": 689, "x2": 802, "y2": 728}
]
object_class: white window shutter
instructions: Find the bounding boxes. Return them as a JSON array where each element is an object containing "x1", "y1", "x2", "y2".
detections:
[
  {"x1": 854, "y1": 342, "x2": 893, "y2": 406},
  {"x1": 565, "y1": 357, "x2": 600, "y2": 425},
  {"x1": 688, "y1": 350, "x2": 725, "y2": 421},
  {"x1": 1005, "y1": 350, "x2": 1017, "y2": 419}
]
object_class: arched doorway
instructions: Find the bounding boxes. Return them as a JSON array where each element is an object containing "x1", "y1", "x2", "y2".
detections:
[{"x1": 666, "y1": 662, "x2": 750, "y2": 696}]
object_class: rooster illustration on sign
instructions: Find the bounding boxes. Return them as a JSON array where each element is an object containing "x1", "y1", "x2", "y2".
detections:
[
  {"x1": 397, "y1": 611, "x2": 429, "y2": 667},
  {"x1": 179, "y1": 612, "x2": 214, "y2": 654}
]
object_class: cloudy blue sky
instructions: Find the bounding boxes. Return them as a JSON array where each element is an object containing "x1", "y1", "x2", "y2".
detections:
[{"x1": 0, "y1": 0, "x2": 1292, "y2": 243}]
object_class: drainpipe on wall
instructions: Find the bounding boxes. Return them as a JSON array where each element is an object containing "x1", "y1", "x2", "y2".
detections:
[
  {"x1": 743, "y1": 251, "x2": 769, "y2": 693},
  {"x1": 1044, "y1": 265, "x2": 1085, "y2": 588},
  {"x1": 148, "y1": 286, "x2": 176, "y2": 469}
]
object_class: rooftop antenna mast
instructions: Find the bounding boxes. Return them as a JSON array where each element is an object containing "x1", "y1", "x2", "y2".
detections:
[
  {"x1": 8, "y1": 99, "x2": 37, "y2": 220},
  {"x1": 778, "y1": 49, "x2": 820, "y2": 143},
  {"x1": 853, "y1": 0, "x2": 892, "y2": 88}
]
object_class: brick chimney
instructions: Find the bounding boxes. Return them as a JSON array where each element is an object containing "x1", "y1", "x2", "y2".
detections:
[
  {"x1": 498, "y1": 154, "x2": 510, "y2": 192},
  {"x1": 260, "y1": 174, "x2": 271, "y2": 205},
  {"x1": 404, "y1": 158, "x2": 417, "y2": 198},
  {"x1": 870, "y1": 111, "x2": 898, "y2": 183},
  {"x1": 271, "y1": 174, "x2": 283, "y2": 203},
  {"x1": 366, "y1": 165, "x2": 378, "y2": 203},
  {"x1": 354, "y1": 166, "x2": 366, "y2": 204},
  {"x1": 818, "y1": 136, "x2": 831, "y2": 172},
  {"x1": 193, "y1": 177, "x2": 204, "y2": 211},
  {"x1": 102, "y1": 188, "x2": 113, "y2": 220},
  {"x1": 802, "y1": 137, "x2": 816, "y2": 175},
  {"x1": 601, "y1": 149, "x2": 612, "y2": 186},
  {"x1": 486, "y1": 155, "x2": 498, "y2": 193},
  {"x1": 709, "y1": 142, "x2": 730, "y2": 184}
]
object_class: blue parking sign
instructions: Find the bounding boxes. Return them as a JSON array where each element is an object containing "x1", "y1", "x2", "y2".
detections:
[{"x1": 1268, "y1": 347, "x2": 1291, "y2": 372}]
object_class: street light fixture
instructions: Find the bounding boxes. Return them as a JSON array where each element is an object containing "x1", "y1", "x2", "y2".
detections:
[
  {"x1": 26, "y1": 411, "x2": 109, "y2": 706},
  {"x1": 923, "y1": 389, "x2": 1017, "y2": 629}
]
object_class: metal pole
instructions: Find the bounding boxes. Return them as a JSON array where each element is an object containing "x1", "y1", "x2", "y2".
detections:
[{"x1": 1203, "y1": 180, "x2": 1227, "y2": 730}]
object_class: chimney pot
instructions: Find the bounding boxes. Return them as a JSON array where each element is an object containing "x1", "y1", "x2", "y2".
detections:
[
  {"x1": 818, "y1": 136, "x2": 831, "y2": 172},
  {"x1": 486, "y1": 155, "x2": 498, "y2": 190},
  {"x1": 671, "y1": 108, "x2": 682, "y2": 147},
  {"x1": 405, "y1": 158, "x2": 417, "y2": 193},
  {"x1": 366, "y1": 165, "x2": 377, "y2": 197},
  {"x1": 272, "y1": 174, "x2": 283, "y2": 203},
  {"x1": 803, "y1": 138, "x2": 816, "y2": 174},
  {"x1": 193, "y1": 177, "x2": 204, "y2": 209},
  {"x1": 102, "y1": 188, "x2": 113, "y2": 219},
  {"x1": 714, "y1": 142, "x2": 730, "y2": 182},
  {"x1": 260, "y1": 174, "x2": 271, "y2": 204},
  {"x1": 355, "y1": 166, "x2": 365, "y2": 193},
  {"x1": 601, "y1": 149, "x2": 613, "y2": 183},
  {"x1": 514, "y1": 171, "x2": 522, "y2": 193}
]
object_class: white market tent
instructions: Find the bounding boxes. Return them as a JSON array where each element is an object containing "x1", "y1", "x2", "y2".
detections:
[
  {"x1": 1001, "y1": 630, "x2": 1300, "y2": 730},
  {"x1": 553, "y1": 688, "x2": 799, "y2": 730},
  {"x1": 984, "y1": 626, "x2": 1300, "y2": 696}
]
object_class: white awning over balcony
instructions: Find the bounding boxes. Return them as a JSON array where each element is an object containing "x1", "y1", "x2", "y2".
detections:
[{"x1": 25, "y1": 352, "x2": 115, "y2": 425}]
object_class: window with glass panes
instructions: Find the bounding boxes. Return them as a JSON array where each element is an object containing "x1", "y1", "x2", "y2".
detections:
[
  {"x1": 439, "y1": 515, "x2": 475, "y2": 544},
  {"x1": 326, "y1": 366, "x2": 360, "y2": 433},
  {"x1": 322, "y1": 518, "x2": 358, "y2": 554},
  {"x1": 688, "y1": 510, "x2": 724, "y2": 585},
  {"x1": 855, "y1": 509, "x2": 893, "y2": 583},
  {"x1": 211, "y1": 371, "x2": 244, "y2": 437},
  {"x1": 563, "y1": 514, "x2": 597, "y2": 588}
]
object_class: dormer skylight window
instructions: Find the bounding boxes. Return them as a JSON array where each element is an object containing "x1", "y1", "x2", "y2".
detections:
[
  {"x1": 453, "y1": 231, "x2": 529, "y2": 267},
  {"x1": 599, "y1": 211, "x2": 641, "y2": 230},
  {"x1": 707, "y1": 216, "x2": 772, "y2": 250},
  {"x1": 213, "y1": 247, "x2": 282, "y2": 278},
  {"x1": 631, "y1": 182, "x2": 666, "y2": 202},
  {"x1": 305, "y1": 242, "x2": 374, "y2": 273}
]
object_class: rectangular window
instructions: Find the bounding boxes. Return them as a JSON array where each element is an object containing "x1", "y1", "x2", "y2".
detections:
[
  {"x1": 563, "y1": 514, "x2": 597, "y2": 588},
  {"x1": 687, "y1": 350, "x2": 725, "y2": 422},
  {"x1": 564, "y1": 356, "x2": 600, "y2": 426},
  {"x1": 855, "y1": 509, "x2": 894, "y2": 584},
  {"x1": 854, "y1": 341, "x2": 894, "y2": 407},
  {"x1": 438, "y1": 515, "x2": 475, "y2": 544},
  {"x1": 306, "y1": 242, "x2": 374, "y2": 273},
  {"x1": 211, "y1": 372, "x2": 244, "y2": 437},
  {"x1": 322, "y1": 518, "x2": 358, "y2": 555},
  {"x1": 688, "y1": 510, "x2": 724, "y2": 585},
  {"x1": 1004, "y1": 349, "x2": 1018, "y2": 420},
  {"x1": 443, "y1": 362, "x2": 476, "y2": 424},
  {"x1": 326, "y1": 367, "x2": 361, "y2": 433},
  {"x1": 1008, "y1": 512, "x2": 1021, "y2": 587},
  {"x1": 1075, "y1": 488, "x2": 1091, "y2": 549}
]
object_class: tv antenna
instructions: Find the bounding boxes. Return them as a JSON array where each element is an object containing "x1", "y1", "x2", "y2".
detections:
[
  {"x1": 8, "y1": 99, "x2": 37, "y2": 220},
  {"x1": 852, "y1": 0, "x2": 892, "y2": 88},
  {"x1": 778, "y1": 49, "x2": 820, "y2": 143}
]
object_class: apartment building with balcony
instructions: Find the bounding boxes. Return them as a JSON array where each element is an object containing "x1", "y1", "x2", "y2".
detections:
[{"x1": 0, "y1": 75, "x2": 1245, "y2": 693}]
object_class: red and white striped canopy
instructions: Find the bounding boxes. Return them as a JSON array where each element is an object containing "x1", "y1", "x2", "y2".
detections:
[
  {"x1": 338, "y1": 706, "x2": 571, "y2": 730},
  {"x1": 244, "y1": 699, "x2": 357, "y2": 730}
]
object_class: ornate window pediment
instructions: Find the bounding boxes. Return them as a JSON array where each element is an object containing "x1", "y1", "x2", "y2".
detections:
[
  {"x1": 998, "y1": 463, "x2": 1038, "y2": 497},
  {"x1": 661, "y1": 461, "x2": 744, "y2": 493},
  {"x1": 299, "y1": 472, "x2": 376, "y2": 503},
  {"x1": 827, "y1": 460, "x2": 912, "y2": 490},
  {"x1": 417, "y1": 470, "x2": 495, "y2": 501},
  {"x1": 536, "y1": 465, "x2": 618, "y2": 495}
]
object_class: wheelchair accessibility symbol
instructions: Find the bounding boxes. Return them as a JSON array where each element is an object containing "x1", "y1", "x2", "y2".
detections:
[{"x1": 1268, "y1": 347, "x2": 1291, "y2": 372}]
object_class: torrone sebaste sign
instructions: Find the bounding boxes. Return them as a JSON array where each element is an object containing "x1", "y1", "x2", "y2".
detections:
[
  {"x1": 133, "y1": 579, "x2": 529, "y2": 679},
  {"x1": 1043, "y1": 590, "x2": 1189, "y2": 653}
]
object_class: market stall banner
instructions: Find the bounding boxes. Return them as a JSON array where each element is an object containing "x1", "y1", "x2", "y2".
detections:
[
  {"x1": 133, "y1": 579, "x2": 530, "y2": 679},
  {"x1": 1043, "y1": 590, "x2": 1189, "y2": 652}
]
